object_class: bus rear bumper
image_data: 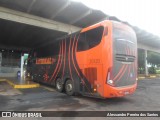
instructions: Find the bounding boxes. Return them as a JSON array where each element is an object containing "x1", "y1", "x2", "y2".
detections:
[{"x1": 104, "y1": 83, "x2": 137, "y2": 98}]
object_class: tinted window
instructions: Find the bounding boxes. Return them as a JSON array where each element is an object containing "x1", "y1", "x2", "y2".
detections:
[
  {"x1": 77, "y1": 26, "x2": 104, "y2": 51},
  {"x1": 36, "y1": 42, "x2": 60, "y2": 58},
  {"x1": 113, "y1": 25, "x2": 136, "y2": 55}
]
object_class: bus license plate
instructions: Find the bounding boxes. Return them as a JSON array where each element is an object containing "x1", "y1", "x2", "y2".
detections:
[{"x1": 124, "y1": 91, "x2": 129, "y2": 95}]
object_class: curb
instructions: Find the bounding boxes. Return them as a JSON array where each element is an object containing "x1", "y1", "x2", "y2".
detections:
[
  {"x1": 138, "y1": 76, "x2": 159, "y2": 80},
  {"x1": 0, "y1": 79, "x2": 40, "y2": 89}
]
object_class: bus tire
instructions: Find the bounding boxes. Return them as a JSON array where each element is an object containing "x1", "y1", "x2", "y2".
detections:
[
  {"x1": 56, "y1": 78, "x2": 63, "y2": 92},
  {"x1": 65, "y1": 79, "x2": 75, "y2": 96}
]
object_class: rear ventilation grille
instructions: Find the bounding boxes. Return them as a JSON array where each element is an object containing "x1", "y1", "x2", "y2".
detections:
[
  {"x1": 116, "y1": 54, "x2": 135, "y2": 62},
  {"x1": 84, "y1": 67, "x2": 97, "y2": 84}
]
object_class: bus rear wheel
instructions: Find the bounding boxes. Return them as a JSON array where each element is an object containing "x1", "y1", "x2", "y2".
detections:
[
  {"x1": 56, "y1": 78, "x2": 63, "y2": 92},
  {"x1": 65, "y1": 79, "x2": 75, "y2": 96}
]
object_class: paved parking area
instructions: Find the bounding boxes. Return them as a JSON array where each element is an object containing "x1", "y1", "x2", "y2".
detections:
[{"x1": 0, "y1": 79, "x2": 160, "y2": 111}]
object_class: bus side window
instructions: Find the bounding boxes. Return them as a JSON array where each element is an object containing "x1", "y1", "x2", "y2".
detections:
[
  {"x1": 77, "y1": 26, "x2": 104, "y2": 52},
  {"x1": 86, "y1": 26, "x2": 104, "y2": 49},
  {"x1": 77, "y1": 32, "x2": 89, "y2": 51}
]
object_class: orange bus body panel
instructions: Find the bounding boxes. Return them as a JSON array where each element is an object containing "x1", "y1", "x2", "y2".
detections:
[
  {"x1": 76, "y1": 20, "x2": 137, "y2": 98},
  {"x1": 28, "y1": 20, "x2": 137, "y2": 98}
]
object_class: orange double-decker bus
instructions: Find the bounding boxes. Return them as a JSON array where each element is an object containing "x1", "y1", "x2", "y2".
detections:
[{"x1": 27, "y1": 20, "x2": 137, "y2": 98}]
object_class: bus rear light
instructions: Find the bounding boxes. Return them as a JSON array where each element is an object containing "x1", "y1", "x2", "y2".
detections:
[
  {"x1": 106, "y1": 70, "x2": 114, "y2": 86},
  {"x1": 93, "y1": 85, "x2": 97, "y2": 92},
  {"x1": 107, "y1": 79, "x2": 114, "y2": 86},
  {"x1": 93, "y1": 88, "x2": 97, "y2": 92},
  {"x1": 107, "y1": 72, "x2": 111, "y2": 81}
]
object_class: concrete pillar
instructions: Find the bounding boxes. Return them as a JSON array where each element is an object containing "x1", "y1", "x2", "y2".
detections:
[
  {"x1": 0, "y1": 52, "x2": 2, "y2": 73},
  {"x1": 20, "y1": 54, "x2": 24, "y2": 78},
  {"x1": 144, "y1": 49, "x2": 148, "y2": 76},
  {"x1": 0, "y1": 52, "x2": 2, "y2": 66}
]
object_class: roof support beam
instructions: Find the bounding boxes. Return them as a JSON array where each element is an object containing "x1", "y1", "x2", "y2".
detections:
[
  {"x1": 0, "y1": 44, "x2": 30, "y2": 52},
  {"x1": 69, "y1": 9, "x2": 92, "y2": 24},
  {"x1": 50, "y1": 1, "x2": 71, "y2": 19},
  {"x1": 137, "y1": 36, "x2": 158, "y2": 41},
  {"x1": 137, "y1": 33, "x2": 152, "y2": 39},
  {"x1": 133, "y1": 28, "x2": 144, "y2": 35},
  {"x1": 137, "y1": 32, "x2": 160, "y2": 41},
  {"x1": 0, "y1": 7, "x2": 81, "y2": 33},
  {"x1": 27, "y1": 0, "x2": 37, "y2": 13},
  {"x1": 138, "y1": 43, "x2": 160, "y2": 53}
]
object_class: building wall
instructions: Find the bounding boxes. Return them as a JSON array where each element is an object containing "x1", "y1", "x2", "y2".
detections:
[{"x1": 0, "y1": 50, "x2": 21, "y2": 77}]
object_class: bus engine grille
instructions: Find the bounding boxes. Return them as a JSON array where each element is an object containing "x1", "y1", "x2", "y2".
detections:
[{"x1": 116, "y1": 54, "x2": 135, "y2": 62}]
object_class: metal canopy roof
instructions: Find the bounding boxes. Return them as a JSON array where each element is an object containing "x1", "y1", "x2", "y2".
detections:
[
  {"x1": 0, "y1": 0, "x2": 159, "y2": 51},
  {"x1": 134, "y1": 26, "x2": 160, "y2": 48},
  {"x1": 0, "y1": 19, "x2": 66, "y2": 49},
  {"x1": 0, "y1": 0, "x2": 107, "y2": 27}
]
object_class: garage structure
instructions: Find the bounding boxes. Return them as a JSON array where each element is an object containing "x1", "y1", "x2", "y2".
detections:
[{"x1": 0, "y1": 0, "x2": 160, "y2": 78}]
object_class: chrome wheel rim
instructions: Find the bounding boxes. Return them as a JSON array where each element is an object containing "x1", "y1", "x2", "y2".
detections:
[
  {"x1": 66, "y1": 84, "x2": 72, "y2": 92},
  {"x1": 56, "y1": 80, "x2": 62, "y2": 90}
]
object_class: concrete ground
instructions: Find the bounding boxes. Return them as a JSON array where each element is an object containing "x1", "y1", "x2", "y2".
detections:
[{"x1": 0, "y1": 78, "x2": 160, "y2": 120}]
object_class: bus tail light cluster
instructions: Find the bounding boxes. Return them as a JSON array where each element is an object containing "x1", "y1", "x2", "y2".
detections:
[
  {"x1": 107, "y1": 79, "x2": 114, "y2": 85},
  {"x1": 106, "y1": 68, "x2": 114, "y2": 86}
]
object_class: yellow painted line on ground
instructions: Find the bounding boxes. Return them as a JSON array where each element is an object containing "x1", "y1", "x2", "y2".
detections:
[
  {"x1": 14, "y1": 84, "x2": 40, "y2": 89},
  {"x1": 40, "y1": 85, "x2": 55, "y2": 92},
  {"x1": 138, "y1": 77, "x2": 145, "y2": 79},
  {"x1": 0, "y1": 79, "x2": 40, "y2": 89},
  {"x1": 0, "y1": 79, "x2": 6, "y2": 82},
  {"x1": 138, "y1": 75, "x2": 159, "y2": 80},
  {"x1": 6, "y1": 80, "x2": 15, "y2": 87},
  {"x1": 150, "y1": 76, "x2": 156, "y2": 78}
]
